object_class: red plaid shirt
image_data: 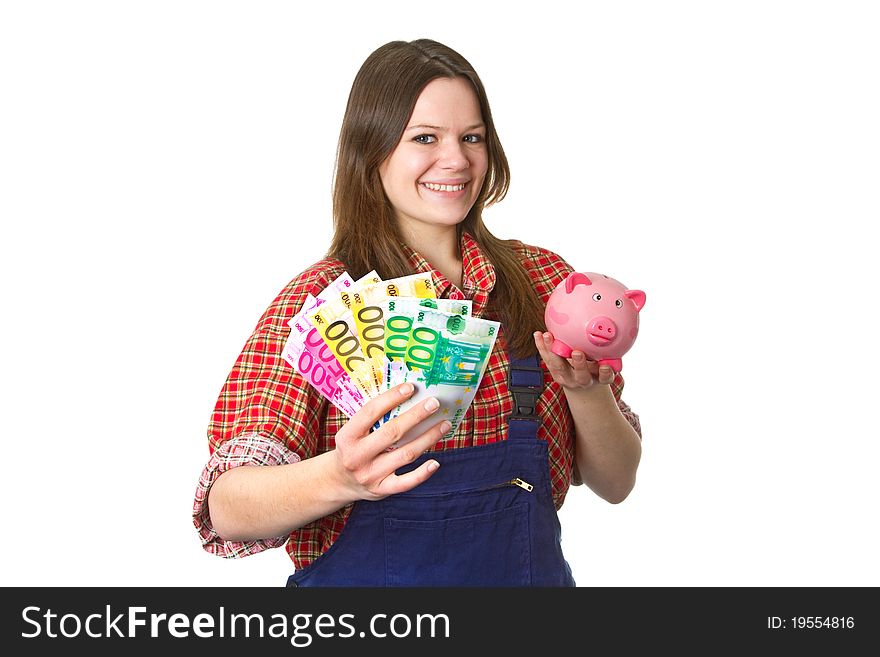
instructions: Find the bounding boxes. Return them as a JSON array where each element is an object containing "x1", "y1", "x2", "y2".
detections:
[{"x1": 193, "y1": 232, "x2": 641, "y2": 568}]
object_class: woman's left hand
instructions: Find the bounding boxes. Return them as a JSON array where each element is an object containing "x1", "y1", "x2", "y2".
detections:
[{"x1": 533, "y1": 331, "x2": 614, "y2": 390}]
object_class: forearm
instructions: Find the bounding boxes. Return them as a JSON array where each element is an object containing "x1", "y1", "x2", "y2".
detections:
[
  {"x1": 207, "y1": 450, "x2": 354, "y2": 542},
  {"x1": 565, "y1": 384, "x2": 642, "y2": 504}
]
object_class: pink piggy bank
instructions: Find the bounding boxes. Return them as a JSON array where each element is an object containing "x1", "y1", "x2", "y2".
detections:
[{"x1": 544, "y1": 272, "x2": 646, "y2": 373}]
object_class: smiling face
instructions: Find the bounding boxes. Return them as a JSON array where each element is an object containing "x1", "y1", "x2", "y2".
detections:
[{"x1": 379, "y1": 76, "x2": 488, "y2": 235}]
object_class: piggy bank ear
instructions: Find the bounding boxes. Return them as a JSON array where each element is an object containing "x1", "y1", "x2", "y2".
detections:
[
  {"x1": 564, "y1": 272, "x2": 593, "y2": 293},
  {"x1": 624, "y1": 289, "x2": 646, "y2": 311}
]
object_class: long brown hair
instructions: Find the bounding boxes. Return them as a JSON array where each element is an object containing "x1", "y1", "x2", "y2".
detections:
[{"x1": 328, "y1": 39, "x2": 544, "y2": 357}]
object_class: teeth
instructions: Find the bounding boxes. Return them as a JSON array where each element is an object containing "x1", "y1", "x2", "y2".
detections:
[{"x1": 423, "y1": 182, "x2": 466, "y2": 192}]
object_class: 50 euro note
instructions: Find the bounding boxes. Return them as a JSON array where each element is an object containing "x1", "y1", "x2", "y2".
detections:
[
  {"x1": 281, "y1": 274, "x2": 366, "y2": 417},
  {"x1": 382, "y1": 306, "x2": 498, "y2": 447},
  {"x1": 306, "y1": 271, "x2": 382, "y2": 399}
]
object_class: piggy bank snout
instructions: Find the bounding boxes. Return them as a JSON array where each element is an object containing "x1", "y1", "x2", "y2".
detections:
[{"x1": 586, "y1": 316, "x2": 618, "y2": 346}]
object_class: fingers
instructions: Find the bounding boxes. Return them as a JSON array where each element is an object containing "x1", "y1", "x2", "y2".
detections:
[
  {"x1": 366, "y1": 394, "x2": 451, "y2": 495},
  {"x1": 370, "y1": 393, "x2": 447, "y2": 453},
  {"x1": 533, "y1": 330, "x2": 550, "y2": 355},
  {"x1": 534, "y1": 330, "x2": 561, "y2": 362},
  {"x1": 374, "y1": 420, "x2": 449, "y2": 496},
  {"x1": 534, "y1": 331, "x2": 611, "y2": 387},
  {"x1": 337, "y1": 381, "x2": 448, "y2": 459},
  {"x1": 379, "y1": 458, "x2": 441, "y2": 497},
  {"x1": 597, "y1": 364, "x2": 615, "y2": 384},
  {"x1": 337, "y1": 383, "x2": 417, "y2": 441},
  {"x1": 534, "y1": 330, "x2": 569, "y2": 376}
]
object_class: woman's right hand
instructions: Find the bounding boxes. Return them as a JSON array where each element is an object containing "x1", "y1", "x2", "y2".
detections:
[{"x1": 331, "y1": 383, "x2": 448, "y2": 501}]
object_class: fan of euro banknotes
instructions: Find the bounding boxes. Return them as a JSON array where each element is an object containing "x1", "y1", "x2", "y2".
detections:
[{"x1": 282, "y1": 271, "x2": 500, "y2": 448}]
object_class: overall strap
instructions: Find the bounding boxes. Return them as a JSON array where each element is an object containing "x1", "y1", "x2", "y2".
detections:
[{"x1": 507, "y1": 352, "x2": 543, "y2": 441}]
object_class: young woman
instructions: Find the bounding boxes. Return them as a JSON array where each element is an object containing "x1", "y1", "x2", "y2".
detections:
[{"x1": 193, "y1": 39, "x2": 642, "y2": 586}]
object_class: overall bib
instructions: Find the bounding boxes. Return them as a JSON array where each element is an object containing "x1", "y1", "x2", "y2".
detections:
[{"x1": 285, "y1": 354, "x2": 575, "y2": 587}]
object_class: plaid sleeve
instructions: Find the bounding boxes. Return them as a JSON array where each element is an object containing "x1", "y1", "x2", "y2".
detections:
[
  {"x1": 207, "y1": 260, "x2": 344, "y2": 459},
  {"x1": 192, "y1": 433, "x2": 300, "y2": 558},
  {"x1": 208, "y1": 324, "x2": 326, "y2": 460},
  {"x1": 195, "y1": 259, "x2": 345, "y2": 559}
]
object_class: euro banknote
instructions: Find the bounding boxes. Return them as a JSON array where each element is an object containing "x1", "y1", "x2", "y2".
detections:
[{"x1": 282, "y1": 270, "x2": 496, "y2": 448}]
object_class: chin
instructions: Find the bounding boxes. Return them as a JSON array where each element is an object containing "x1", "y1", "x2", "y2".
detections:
[{"x1": 432, "y1": 206, "x2": 476, "y2": 226}]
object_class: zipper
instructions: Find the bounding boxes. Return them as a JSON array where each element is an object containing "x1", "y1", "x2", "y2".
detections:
[
  {"x1": 488, "y1": 477, "x2": 534, "y2": 493},
  {"x1": 402, "y1": 476, "x2": 534, "y2": 498}
]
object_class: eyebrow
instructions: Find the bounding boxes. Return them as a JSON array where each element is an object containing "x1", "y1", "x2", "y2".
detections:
[{"x1": 404, "y1": 123, "x2": 486, "y2": 132}]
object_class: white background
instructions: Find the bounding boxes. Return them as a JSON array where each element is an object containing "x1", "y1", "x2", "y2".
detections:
[{"x1": 2, "y1": 1, "x2": 877, "y2": 587}]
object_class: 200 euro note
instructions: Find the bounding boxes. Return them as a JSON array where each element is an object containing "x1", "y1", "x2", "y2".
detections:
[
  {"x1": 306, "y1": 271, "x2": 382, "y2": 399},
  {"x1": 383, "y1": 305, "x2": 498, "y2": 447},
  {"x1": 349, "y1": 273, "x2": 436, "y2": 393}
]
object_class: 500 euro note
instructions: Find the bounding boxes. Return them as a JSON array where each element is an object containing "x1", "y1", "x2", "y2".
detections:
[
  {"x1": 281, "y1": 273, "x2": 366, "y2": 417},
  {"x1": 306, "y1": 271, "x2": 382, "y2": 400}
]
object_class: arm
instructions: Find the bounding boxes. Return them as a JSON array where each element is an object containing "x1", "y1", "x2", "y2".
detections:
[
  {"x1": 193, "y1": 434, "x2": 299, "y2": 557},
  {"x1": 199, "y1": 264, "x2": 449, "y2": 551},
  {"x1": 207, "y1": 450, "x2": 353, "y2": 543},
  {"x1": 534, "y1": 331, "x2": 642, "y2": 504},
  {"x1": 207, "y1": 383, "x2": 450, "y2": 542}
]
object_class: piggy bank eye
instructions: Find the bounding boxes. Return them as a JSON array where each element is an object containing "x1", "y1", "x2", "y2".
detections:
[
  {"x1": 615, "y1": 299, "x2": 623, "y2": 308},
  {"x1": 592, "y1": 293, "x2": 602, "y2": 301}
]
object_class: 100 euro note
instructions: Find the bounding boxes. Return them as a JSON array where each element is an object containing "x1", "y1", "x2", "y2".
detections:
[
  {"x1": 381, "y1": 303, "x2": 497, "y2": 447},
  {"x1": 378, "y1": 296, "x2": 473, "y2": 408}
]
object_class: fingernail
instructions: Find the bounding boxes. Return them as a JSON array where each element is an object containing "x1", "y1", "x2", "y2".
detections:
[
  {"x1": 400, "y1": 383, "x2": 414, "y2": 396},
  {"x1": 440, "y1": 420, "x2": 451, "y2": 433},
  {"x1": 424, "y1": 397, "x2": 440, "y2": 412},
  {"x1": 427, "y1": 460, "x2": 440, "y2": 472}
]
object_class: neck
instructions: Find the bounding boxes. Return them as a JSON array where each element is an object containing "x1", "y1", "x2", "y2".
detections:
[{"x1": 401, "y1": 223, "x2": 462, "y2": 289}]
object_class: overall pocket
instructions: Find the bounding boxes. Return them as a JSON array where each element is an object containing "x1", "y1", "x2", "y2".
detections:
[{"x1": 384, "y1": 502, "x2": 531, "y2": 587}]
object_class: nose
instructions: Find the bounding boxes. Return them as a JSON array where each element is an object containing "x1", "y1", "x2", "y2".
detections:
[
  {"x1": 586, "y1": 316, "x2": 617, "y2": 347},
  {"x1": 438, "y1": 139, "x2": 469, "y2": 170}
]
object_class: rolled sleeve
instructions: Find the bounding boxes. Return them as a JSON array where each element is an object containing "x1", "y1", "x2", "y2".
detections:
[
  {"x1": 610, "y1": 373, "x2": 642, "y2": 439},
  {"x1": 192, "y1": 433, "x2": 301, "y2": 559}
]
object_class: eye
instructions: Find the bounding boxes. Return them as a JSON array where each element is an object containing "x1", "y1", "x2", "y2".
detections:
[
  {"x1": 413, "y1": 134, "x2": 436, "y2": 144},
  {"x1": 615, "y1": 299, "x2": 623, "y2": 308},
  {"x1": 592, "y1": 293, "x2": 602, "y2": 301},
  {"x1": 463, "y1": 134, "x2": 484, "y2": 144}
]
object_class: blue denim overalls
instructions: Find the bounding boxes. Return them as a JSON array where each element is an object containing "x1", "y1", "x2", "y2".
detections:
[{"x1": 285, "y1": 354, "x2": 576, "y2": 587}]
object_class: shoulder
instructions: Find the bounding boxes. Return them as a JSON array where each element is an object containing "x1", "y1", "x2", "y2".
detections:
[
  {"x1": 508, "y1": 241, "x2": 574, "y2": 301},
  {"x1": 255, "y1": 257, "x2": 347, "y2": 334},
  {"x1": 287, "y1": 257, "x2": 349, "y2": 296}
]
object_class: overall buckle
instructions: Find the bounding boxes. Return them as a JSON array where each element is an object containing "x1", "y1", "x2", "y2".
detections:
[{"x1": 508, "y1": 362, "x2": 544, "y2": 422}]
